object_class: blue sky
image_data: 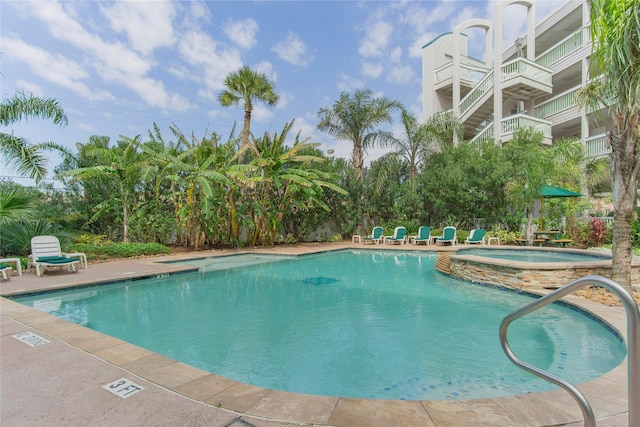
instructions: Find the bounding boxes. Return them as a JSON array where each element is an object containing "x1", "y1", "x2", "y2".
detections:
[{"x1": 1, "y1": 0, "x2": 565, "y2": 186}]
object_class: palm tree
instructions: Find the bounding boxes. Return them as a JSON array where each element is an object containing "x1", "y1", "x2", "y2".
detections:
[
  {"x1": 0, "y1": 187, "x2": 37, "y2": 227},
  {"x1": 0, "y1": 91, "x2": 71, "y2": 182},
  {"x1": 424, "y1": 110, "x2": 465, "y2": 154},
  {"x1": 217, "y1": 65, "x2": 279, "y2": 162},
  {"x1": 59, "y1": 136, "x2": 145, "y2": 243},
  {"x1": 317, "y1": 88, "x2": 402, "y2": 181},
  {"x1": 576, "y1": 0, "x2": 640, "y2": 289},
  {"x1": 384, "y1": 110, "x2": 428, "y2": 180},
  {"x1": 386, "y1": 110, "x2": 464, "y2": 179}
]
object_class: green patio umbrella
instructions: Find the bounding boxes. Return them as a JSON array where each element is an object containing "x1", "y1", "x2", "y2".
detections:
[{"x1": 538, "y1": 185, "x2": 584, "y2": 230}]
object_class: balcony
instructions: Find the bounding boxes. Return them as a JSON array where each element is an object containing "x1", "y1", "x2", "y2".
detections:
[
  {"x1": 535, "y1": 86, "x2": 580, "y2": 119},
  {"x1": 536, "y1": 28, "x2": 589, "y2": 68},
  {"x1": 470, "y1": 114, "x2": 553, "y2": 145},
  {"x1": 500, "y1": 58, "x2": 553, "y2": 99},
  {"x1": 434, "y1": 61, "x2": 490, "y2": 95},
  {"x1": 585, "y1": 134, "x2": 611, "y2": 158}
]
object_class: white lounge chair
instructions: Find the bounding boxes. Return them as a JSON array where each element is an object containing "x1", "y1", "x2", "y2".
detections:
[
  {"x1": 362, "y1": 226, "x2": 384, "y2": 245},
  {"x1": 384, "y1": 226, "x2": 407, "y2": 245},
  {"x1": 29, "y1": 236, "x2": 82, "y2": 277},
  {"x1": 411, "y1": 226, "x2": 431, "y2": 245},
  {"x1": 465, "y1": 228, "x2": 486, "y2": 245},
  {"x1": 436, "y1": 226, "x2": 457, "y2": 245}
]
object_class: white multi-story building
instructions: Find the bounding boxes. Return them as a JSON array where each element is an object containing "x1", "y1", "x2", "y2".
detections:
[{"x1": 422, "y1": 0, "x2": 610, "y2": 158}]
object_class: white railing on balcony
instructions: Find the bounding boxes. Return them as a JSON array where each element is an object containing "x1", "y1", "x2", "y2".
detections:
[
  {"x1": 501, "y1": 58, "x2": 553, "y2": 86},
  {"x1": 434, "y1": 63, "x2": 453, "y2": 84},
  {"x1": 501, "y1": 114, "x2": 553, "y2": 139},
  {"x1": 470, "y1": 115, "x2": 552, "y2": 145},
  {"x1": 585, "y1": 134, "x2": 611, "y2": 157},
  {"x1": 536, "y1": 29, "x2": 586, "y2": 68},
  {"x1": 536, "y1": 86, "x2": 581, "y2": 118},
  {"x1": 460, "y1": 70, "x2": 494, "y2": 115},
  {"x1": 435, "y1": 62, "x2": 490, "y2": 86}
]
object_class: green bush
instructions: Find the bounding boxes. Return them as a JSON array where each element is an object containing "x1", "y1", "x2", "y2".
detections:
[
  {"x1": 488, "y1": 227, "x2": 522, "y2": 244},
  {"x1": 72, "y1": 242, "x2": 171, "y2": 259},
  {"x1": 632, "y1": 211, "x2": 640, "y2": 248}
]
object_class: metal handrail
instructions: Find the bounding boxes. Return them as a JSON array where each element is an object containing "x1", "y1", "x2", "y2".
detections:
[{"x1": 500, "y1": 276, "x2": 639, "y2": 427}]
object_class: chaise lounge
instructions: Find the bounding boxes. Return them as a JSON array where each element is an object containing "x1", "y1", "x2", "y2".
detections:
[{"x1": 29, "y1": 236, "x2": 82, "y2": 277}]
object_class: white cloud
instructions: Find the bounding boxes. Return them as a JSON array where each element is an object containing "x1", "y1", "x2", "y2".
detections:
[
  {"x1": 255, "y1": 61, "x2": 277, "y2": 82},
  {"x1": 3, "y1": 36, "x2": 113, "y2": 101},
  {"x1": 252, "y1": 104, "x2": 275, "y2": 124},
  {"x1": 223, "y1": 18, "x2": 258, "y2": 50},
  {"x1": 359, "y1": 21, "x2": 393, "y2": 57},
  {"x1": 408, "y1": 33, "x2": 438, "y2": 59},
  {"x1": 189, "y1": 0, "x2": 210, "y2": 21},
  {"x1": 389, "y1": 47, "x2": 402, "y2": 63},
  {"x1": 102, "y1": 0, "x2": 176, "y2": 56},
  {"x1": 14, "y1": 80, "x2": 44, "y2": 97},
  {"x1": 388, "y1": 64, "x2": 415, "y2": 84},
  {"x1": 272, "y1": 32, "x2": 311, "y2": 67},
  {"x1": 276, "y1": 92, "x2": 293, "y2": 109},
  {"x1": 21, "y1": 1, "x2": 190, "y2": 111},
  {"x1": 289, "y1": 115, "x2": 317, "y2": 142},
  {"x1": 401, "y1": 1, "x2": 457, "y2": 35},
  {"x1": 337, "y1": 74, "x2": 364, "y2": 92},
  {"x1": 178, "y1": 29, "x2": 243, "y2": 96},
  {"x1": 361, "y1": 61, "x2": 383, "y2": 78}
]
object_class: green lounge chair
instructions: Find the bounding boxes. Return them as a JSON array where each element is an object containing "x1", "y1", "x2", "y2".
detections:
[
  {"x1": 411, "y1": 226, "x2": 431, "y2": 245},
  {"x1": 436, "y1": 226, "x2": 457, "y2": 245},
  {"x1": 385, "y1": 226, "x2": 407, "y2": 245},
  {"x1": 465, "y1": 228, "x2": 486, "y2": 245},
  {"x1": 362, "y1": 226, "x2": 384, "y2": 245}
]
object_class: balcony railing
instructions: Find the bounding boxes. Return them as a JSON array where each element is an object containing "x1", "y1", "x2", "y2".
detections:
[
  {"x1": 501, "y1": 58, "x2": 553, "y2": 86},
  {"x1": 536, "y1": 86, "x2": 580, "y2": 118},
  {"x1": 470, "y1": 114, "x2": 552, "y2": 145},
  {"x1": 585, "y1": 134, "x2": 611, "y2": 157},
  {"x1": 502, "y1": 114, "x2": 553, "y2": 140},
  {"x1": 537, "y1": 28, "x2": 588, "y2": 68},
  {"x1": 434, "y1": 62, "x2": 490, "y2": 86}
]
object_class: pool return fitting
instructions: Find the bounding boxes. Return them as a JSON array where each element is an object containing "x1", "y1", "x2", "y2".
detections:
[{"x1": 500, "y1": 276, "x2": 639, "y2": 427}]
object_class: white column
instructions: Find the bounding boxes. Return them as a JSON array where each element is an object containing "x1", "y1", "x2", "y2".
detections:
[{"x1": 493, "y1": 5, "x2": 503, "y2": 143}]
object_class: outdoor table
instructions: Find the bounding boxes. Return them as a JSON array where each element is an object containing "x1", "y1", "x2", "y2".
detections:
[{"x1": 533, "y1": 230, "x2": 561, "y2": 240}]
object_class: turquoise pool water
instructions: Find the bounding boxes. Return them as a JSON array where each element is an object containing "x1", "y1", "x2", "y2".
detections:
[
  {"x1": 13, "y1": 250, "x2": 625, "y2": 400},
  {"x1": 458, "y1": 248, "x2": 612, "y2": 263}
]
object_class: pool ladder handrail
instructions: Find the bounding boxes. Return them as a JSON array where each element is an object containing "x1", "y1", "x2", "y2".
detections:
[{"x1": 499, "y1": 275, "x2": 639, "y2": 427}]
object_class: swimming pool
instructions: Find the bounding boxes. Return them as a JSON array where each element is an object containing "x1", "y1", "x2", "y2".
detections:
[
  {"x1": 13, "y1": 250, "x2": 625, "y2": 400},
  {"x1": 457, "y1": 248, "x2": 612, "y2": 263}
]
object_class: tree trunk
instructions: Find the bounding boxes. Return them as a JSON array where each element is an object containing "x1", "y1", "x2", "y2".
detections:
[
  {"x1": 238, "y1": 107, "x2": 252, "y2": 164},
  {"x1": 525, "y1": 204, "x2": 535, "y2": 246},
  {"x1": 609, "y1": 128, "x2": 639, "y2": 290},
  {"x1": 352, "y1": 140, "x2": 363, "y2": 181}
]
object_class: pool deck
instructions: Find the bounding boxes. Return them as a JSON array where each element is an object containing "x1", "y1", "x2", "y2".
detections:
[{"x1": 0, "y1": 242, "x2": 634, "y2": 426}]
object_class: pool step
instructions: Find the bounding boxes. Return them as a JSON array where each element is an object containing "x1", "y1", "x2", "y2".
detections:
[{"x1": 435, "y1": 253, "x2": 452, "y2": 274}]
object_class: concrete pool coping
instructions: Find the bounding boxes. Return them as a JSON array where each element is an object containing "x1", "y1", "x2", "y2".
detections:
[{"x1": 0, "y1": 242, "x2": 635, "y2": 426}]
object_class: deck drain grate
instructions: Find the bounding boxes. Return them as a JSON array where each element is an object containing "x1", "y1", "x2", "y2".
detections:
[
  {"x1": 12, "y1": 331, "x2": 50, "y2": 347},
  {"x1": 302, "y1": 276, "x2": 338, "y2": 286}
]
